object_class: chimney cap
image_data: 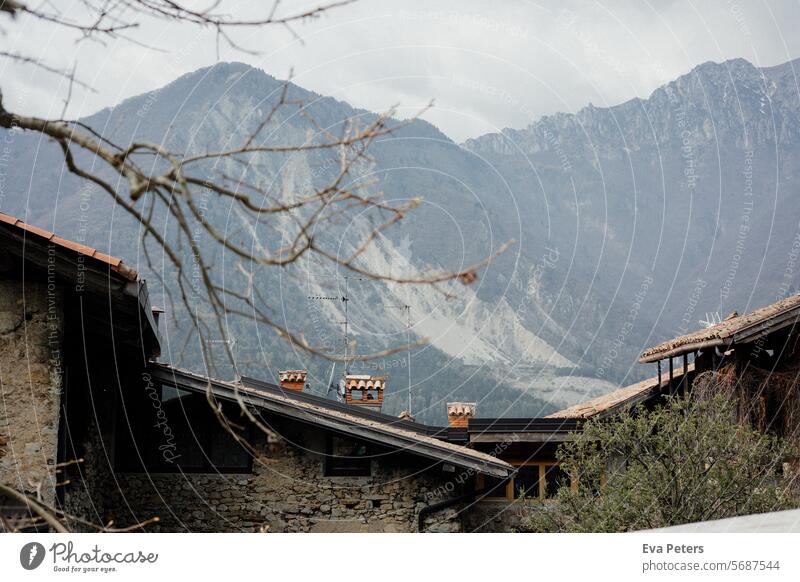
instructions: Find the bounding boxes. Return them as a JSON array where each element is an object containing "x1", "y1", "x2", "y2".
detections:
[
  {"x1": 345, "y1": 374, "x2": 386, "y2": 390},
  {"x1": 446, "y1": 402, "x2": 477, "y2": 417},
  {"x1": 279, "y1": 370, "x2": 308, "y2": 382}
]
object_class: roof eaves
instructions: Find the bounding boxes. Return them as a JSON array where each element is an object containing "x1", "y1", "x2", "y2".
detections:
[
  {"x1": 0, "y1": 211, "x2": 138, "y2": 281},
  {"x1": 639, "y1": 338, "x2": 727, "y2": 363},
  {"x1": 547, "y1": 364, "x2": 693, "y2": 419},
  {"x1": 151, "y1": 364, "x2": 513, "y2": 478},
  {"x1": 640, "y1": 294, "x2": 800, "y2": 362}
]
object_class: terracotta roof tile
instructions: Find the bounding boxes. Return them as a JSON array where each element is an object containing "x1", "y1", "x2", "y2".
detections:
[
  {"x1": 640, "y1": 294, "x2": 800, "y2": 362},
  {"x1": 92, "y1": 251, "x2": 123, "y2": 268},
  {"x1": 279, "y1": 370, "x2": 307, "y2": 383},
  {"x1": 0, "y1": 211, "x2": 138, "y2": 281},
  {"x1": 51, "y1": 236, "x2": 98, "y2": 258},
  {"x1": 447, "y1": 402, "x2": 476, "y2": 417},
  {"x1": 345, "y1": 375, "x2": 385, "y2": 390},
  {"x1": 19, "y1": 222, "x2": 55, "y2": 240},
  {"x1": 547, "y1": 364, "x2": 693, "y2": 419}
]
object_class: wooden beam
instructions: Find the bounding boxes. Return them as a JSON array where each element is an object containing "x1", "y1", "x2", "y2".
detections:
[
  {"x1": 734, "y1": 312, "x2": 800, "y2": 344},
  {"x1": 669, "y1": 357, "x2": 674, "y2": 395},
  {"x1": 682, "y1": 353, "x2": 688, "y2": 396},
  {"x1": 469, "y1": 432, "x2": 580, "y2": 444}
]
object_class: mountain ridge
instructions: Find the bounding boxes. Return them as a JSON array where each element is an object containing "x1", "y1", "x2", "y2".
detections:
[
  {"x1": 3, "y1": 55, "x2": 800, "y2": 422},
  {"x1": 464, "y1": 57, "x2": 800, "y2": 151}
]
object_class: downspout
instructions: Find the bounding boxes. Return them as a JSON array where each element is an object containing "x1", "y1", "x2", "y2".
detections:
[{"x1": 418, "y1": 486, "x2": 493, "y2": 532}]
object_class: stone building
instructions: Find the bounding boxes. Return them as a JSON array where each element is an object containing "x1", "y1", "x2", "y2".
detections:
[
  {"x1": 0, "y1": 211, "x2": 523, "y2": 533},
  {"x1": 0, "y1": 211, "x2": 158, "y2": 528}
]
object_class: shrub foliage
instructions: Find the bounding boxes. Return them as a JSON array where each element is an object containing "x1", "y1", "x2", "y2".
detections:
[{"x1": 528, "y1": 394, "x2": 798, "y2": 532}]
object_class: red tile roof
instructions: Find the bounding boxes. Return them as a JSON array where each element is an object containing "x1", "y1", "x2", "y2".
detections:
[
  {"x1": 547, "y1": 364, "x2": 694, "y2": 419},
  {"x1": 0, "y1": 211, "x2": 138, "y2": 281},
  {"x1": 640, "y1": 294, "x2": 800, "y2": 362}
]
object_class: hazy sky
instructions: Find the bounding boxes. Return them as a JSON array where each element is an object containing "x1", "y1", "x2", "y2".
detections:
[{"x1": 4, "y1": 0, "x2": 800, "y2": 141}]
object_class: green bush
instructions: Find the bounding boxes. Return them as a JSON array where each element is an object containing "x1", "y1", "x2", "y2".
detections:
[{"x1": 527, "y1": 393, "x2": 799, "y2": 532}]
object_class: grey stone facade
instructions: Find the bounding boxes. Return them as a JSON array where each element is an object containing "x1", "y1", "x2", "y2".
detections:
[
  {"x1": 64, "y1": 417, "x2": 468, "y2": 532},
  {"x1": 462, "y1": 501, "x2": 530, "y2": 532},
  {"x1": 0, "y1": 279, "x2": 62, "y2": 505}
]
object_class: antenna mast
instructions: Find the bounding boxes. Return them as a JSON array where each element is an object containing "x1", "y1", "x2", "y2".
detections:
[
  {"x1": 381, "y1": 302, "x2": 413, "y2": 415},
  {"x1": 307, "y1": 275, "x2": 413, "y2": 410},
  {"x1": 307, "y1": 275, "x2": 364, "y2": 376},
  {"x1": 343, "y1": 276, "x2": 349, "y2": 374},
  {"x1": 405, "y1": 304, "x2": 412, "y2": 414}
]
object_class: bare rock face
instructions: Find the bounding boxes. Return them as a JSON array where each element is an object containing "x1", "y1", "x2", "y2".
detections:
[{"x1": 5, "y1": 57, "x2": 800, "y2": 421}]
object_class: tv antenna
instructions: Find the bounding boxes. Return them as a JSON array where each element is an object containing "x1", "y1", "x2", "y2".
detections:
[
  {"x1": 307, "y1": 275, "x2": 368, "y2": 375},
  {"x1": 699, "y1": 312, "x2": 721, "y2": 328},
  {"x1": 307, "y1": 275, "x2": 415, "y2": 411}
]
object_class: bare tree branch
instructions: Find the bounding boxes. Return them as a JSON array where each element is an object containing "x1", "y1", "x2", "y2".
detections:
[{"x1": 0, "y1": 0, "x2": 512, "y2": 519}]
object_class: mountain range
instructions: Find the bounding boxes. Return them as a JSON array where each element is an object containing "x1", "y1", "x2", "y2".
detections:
[{"x1": 3, "y1": 56, "x2": 799, "y2": 423}]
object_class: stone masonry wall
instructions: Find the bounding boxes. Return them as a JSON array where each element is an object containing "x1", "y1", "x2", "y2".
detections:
[
  {"x1": 461, "y1": 500, "x2": 530, "y2": 532},
  {"x1": 66, "y1": 418, "x2": 468, "y2": 533},
  {"x1": 0, "y1": 279, "x2": 63, "y2": 504}
]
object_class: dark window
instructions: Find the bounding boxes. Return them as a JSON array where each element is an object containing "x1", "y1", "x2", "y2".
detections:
[
  {"x1": 324, "y1": 434, "x2": 372, "y2": 477},
  {"x1": 209, "y1": 423, "x2": 251, "y2": 471},
  {"x1": 481, "y1": 475, "x2": 510, "y2": 498},
  {"x1": 116, "y1": 384, "x2": 252, "y2": 473},
  {"x1": 544, "y1": 464, "x2": 570, "y2": 498},
  {"x1": 513, "y1": 466, "x2": 540, "y2": 499}
]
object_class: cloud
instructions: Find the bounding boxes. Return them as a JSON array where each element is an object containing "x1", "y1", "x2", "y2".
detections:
[{"x1": 2, "y1": 0, "x2": 799, "y2": 141}]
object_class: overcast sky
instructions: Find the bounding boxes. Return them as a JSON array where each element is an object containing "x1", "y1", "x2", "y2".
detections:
[{"x1": 4, "y1": 0, "x2": 800, "y2": 141}]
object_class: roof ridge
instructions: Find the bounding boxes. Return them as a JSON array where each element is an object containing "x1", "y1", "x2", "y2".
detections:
[
  {"x1": 640, "y1": 293, "x2": 800, "y2": 362},
  {"x1": 0, "y1": 211, "x2": 137, "y2": 280},
  {"x1": 547, "y1": 363, "x2": 694, "y2": 419}
]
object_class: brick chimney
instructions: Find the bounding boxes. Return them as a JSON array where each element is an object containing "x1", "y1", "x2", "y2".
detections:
[
  {"x1": 446, "y1": 402, "x2": 476, "y2": 428},
  {"x1": 344, "y1": 374, "x2": 385, "y2": 411},
  {"x1": 278, "y1": 370, "x2": 307, "y2": 392}
]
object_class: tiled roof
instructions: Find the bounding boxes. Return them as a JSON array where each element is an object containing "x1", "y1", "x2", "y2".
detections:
[
  {"x1": 151, "y1": 364, "x2": 514, "y2": 478},
  {"x1": 0, "y1": 211, "x2": 138, "y2": 281},
  {"x1": 546, "y1": 364, "x2": 693, "y2": 419},
  {"x1": 640, "y1": 294, "x2": 800, "y2": 362}
]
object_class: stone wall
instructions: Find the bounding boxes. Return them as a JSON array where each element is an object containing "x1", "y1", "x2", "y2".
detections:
[
  {"x1": 65, "y1": 417, "x2": 469, "y2": 533},
  {"x1": 0, "y1": 279, "x2": 63, "y2": 504},
  {"x1": 461, "y1": 500, "x2": 530, "y2": 532}
]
